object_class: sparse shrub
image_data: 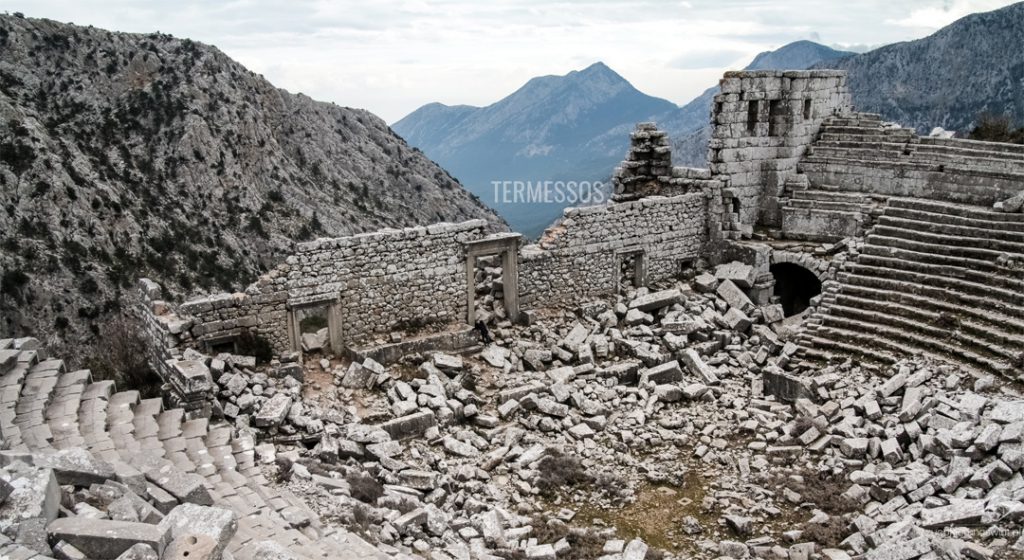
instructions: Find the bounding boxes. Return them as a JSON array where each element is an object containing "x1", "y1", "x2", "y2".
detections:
[
  {"x1": 535, "y1": 448, "x2": 592, "y2": 497},
  {"x1": 792, "y1": 415, "x2": 815, "y2": 436},
  {"x1": 0, "y1": 268, "x2": 30, "y2": 302},
  {"x1": 801, "y1": 515, "x2": 850, "y2": 547},
  {"x1": 970, "y1": 113, "x2": 1024, "y2": 145},
  {"x1": 235, "y1": 330, "x2": 273, "y2": 365},
  {"x1": 82, "y1": 313, "x2": 162, "y2": 398},
  {"x1": 345, "y1": 470, "x2": 384, "y2": 504}
]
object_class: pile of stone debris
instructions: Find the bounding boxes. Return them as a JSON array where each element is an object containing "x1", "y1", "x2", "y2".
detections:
[
  {"x1": 208, "y1": 261, "x2": 1024, "y2": 559},
  {"x1": 0, "y1": 447, "x2": 236, "y2": 559}
]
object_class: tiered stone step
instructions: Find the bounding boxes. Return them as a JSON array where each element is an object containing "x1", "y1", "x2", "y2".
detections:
[
  {"x1": 45, "y1": 369, "x2": 91, "y2": 449},
  {"x1": 798, "y1": 197, "x2": 1024, "y2": 378},
  {"x1": 1, "y1": 347, "x2": 383, "y2": 559},
  {"x1": 14, "y1": 359, "x2": 65, "y2": 450},
  {"x1": 78, "y1": 381, "x2": 116, "y2": 459},
  {"x1": 779, "y1": 182, "x2": 881, "y2": 241},
  {"x1": 799, "y1": 114, "x2": 1024, "y2": 207},
  {"x1": 0, "y1": 349, "x2": 37, "y2": 449}
]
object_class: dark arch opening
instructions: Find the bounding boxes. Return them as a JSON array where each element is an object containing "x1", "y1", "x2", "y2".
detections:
[{"x1": 770, "y1": 263, "x2": 822, "y2": 317}]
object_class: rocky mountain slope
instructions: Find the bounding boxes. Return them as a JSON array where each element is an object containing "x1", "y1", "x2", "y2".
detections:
[
  {"x1": 0, "y1": 14, "x2": 503, "y2": 352},
  {"x1": 822, "y1": 1, "x2": 1024, "y2": 133},
  {"x1": 393, "y1": 62, "x2": 678, "y2": 236}
]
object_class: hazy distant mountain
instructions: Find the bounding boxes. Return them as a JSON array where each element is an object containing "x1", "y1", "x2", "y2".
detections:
[
  {"x1": 393, "y1": 63, "x2": 678, "y2": 236},
  {"x1": 822, "y1": 1, "x2": 1024, "y2": 133},
  {"x1": 0, "y1": 14, "x2": 503, "y2": 350},
  {"x1": 395, "y1": 42, "x2": 852, "y2": 235}
]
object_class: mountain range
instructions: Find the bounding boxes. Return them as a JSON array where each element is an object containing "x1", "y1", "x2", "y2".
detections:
[
  {"x1": 395, "y1": 2, "x2": 1024, "y2": 236},
  {"x1": 0, "y1": 14, "x2": 503, "y2": 352},
  {"x1": 393, "y1": 41, "x2": 853, "y2": 236}
]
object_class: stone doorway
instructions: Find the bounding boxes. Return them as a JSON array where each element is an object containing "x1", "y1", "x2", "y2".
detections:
[
  {"x1": 287, "y1": 297, "x2": 343, "y2": 356},
  {"x1": 616, "y1": 248, "x2": 646, "y2": 294},
  {"x1": 770, "y1": 263, "x2": 822, "y2": 317},
  {"x1": 465, "y1": 233, "x2": 521, "y2": 325}
]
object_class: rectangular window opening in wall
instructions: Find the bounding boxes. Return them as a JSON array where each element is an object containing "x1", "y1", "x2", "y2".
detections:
[
  {"x1": 746, "y1": 100, "x2": 758, "y2": 134},
  {"x1": 715, "y1": 101, "x2": 723, "y2": 123},
  {"x1": 678, "y1": 258, "x2": 696, "y2": 280},
  {"x1": 803, "y1": 99, "x2": 812, "y2": 120},
  {"x1": 768, "y1": 100, "x2": 781, "y2": 136},
  {"x1": 206, "y1": 337, "x2": 237, "y2": 356}
]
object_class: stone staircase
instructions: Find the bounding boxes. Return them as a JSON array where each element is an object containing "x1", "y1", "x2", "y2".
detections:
[
  {"x1": 796, "y1": 113, "x2": 1024, "y2": 207},
  {"x1": 0, "y1": 338, "x2": 383, "y2": 560},
  {"x1": 797, "y1": 197, "x2": 1024, "y2": 380},
  {"x1": 778, "y1": 174, "x2": 884, "y2": 241}
]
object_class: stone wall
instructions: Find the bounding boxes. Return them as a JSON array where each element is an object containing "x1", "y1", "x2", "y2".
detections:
[
  {"x1": 519, "y1": 193, "x2": 709, "y2": 309},
  {"x1": 284, "y1": 221, "x2": 486, "y2": 341},
  {"x1": 149, "y1": 221, "x2": 489, "y2": 358},
  {"x1": 709, "y1": 70, "x2": 853, "y2": 233}
]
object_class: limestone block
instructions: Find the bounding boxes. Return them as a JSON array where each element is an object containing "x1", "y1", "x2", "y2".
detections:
[
  {"x1": 46, "y1": 517, "x2": 171, "y2": 559},
  {"x1": 158, "y1": 504, "x2": 238, "y2": 560},
  {"x1": 254, "y1": 393, "x2": 292, "y2": 428}
]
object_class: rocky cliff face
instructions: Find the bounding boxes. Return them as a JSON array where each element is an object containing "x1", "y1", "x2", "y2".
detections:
[
  {"x1": 0, "y1": 14, "x2": 503, "y2": 351},
  {"x1": 822, "y1": 2, "x2": 1024, "y2": 133}
]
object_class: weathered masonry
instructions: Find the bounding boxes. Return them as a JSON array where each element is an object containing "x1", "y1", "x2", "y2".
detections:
[
  {"x1": 141, "y1": 68, "x2": 1024, "y2": 392},
  {"x1": 140, "y1": 169, "x2": 718, "y2": 364}
]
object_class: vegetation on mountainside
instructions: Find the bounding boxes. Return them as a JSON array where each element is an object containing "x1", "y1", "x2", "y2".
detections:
[{"x1": 969, "y1": 113, "x2": 1024, "y2": 144}]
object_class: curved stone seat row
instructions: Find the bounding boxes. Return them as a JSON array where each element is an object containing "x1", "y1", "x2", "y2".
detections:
[
  {"x1": 0, "y1": 338, "x2": 383, "y2": 559},
  {"x1": 798, "y1": 197, "x2": 1024, "y2": 380}
]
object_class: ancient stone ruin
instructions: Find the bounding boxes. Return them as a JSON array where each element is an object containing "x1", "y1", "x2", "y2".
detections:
[{"x1": 4, "y1": 69, "x2": 1024, "y2": 559}]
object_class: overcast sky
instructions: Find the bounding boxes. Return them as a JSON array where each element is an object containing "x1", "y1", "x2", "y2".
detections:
[{"x1": 2, "y1": 0, "x2": 1019, "y2": 122}]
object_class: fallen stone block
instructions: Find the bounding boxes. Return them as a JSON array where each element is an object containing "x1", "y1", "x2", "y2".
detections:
[
  {"x1": 919, "y1": 499, "x2": 985, "y2": 528},
  {"x1": 158, "y1": 503, "x2": 237, "y2": 560},
  {"x1": 394, "y1": 507, "x2": 428, "y2": 534},
  {"x1": 628, "y1": 289, "x2": 681, "y2": 312},
  {"x1": 0, "y1": 464, "x2": 60, "y2": 533},
  {"x1": 654, "y1": 385, "x2": 683, "y2": 403},
  {"x1": 254, "y1": 393, "x2": 292, "y2": 428},
  {"x1": 723, "y1": 308, "x2": 751, "y2": 332},
  {"x1": 34, "y1": 448, "x2": 116, "y2": 487},
  {"x1": 379, "y1": 410, "x2": 436, "y2": 441},
  {"x1": 168, "y1": 360, "x2": 213, "y2": 396},
  {"x1": 680, "y1": 349, "x2": 719, "y2": 385},
  {"x1": 397, "y1": 469, "x2": 438, "y2": 490},
  {"x1": 694, "y1": 273, "x2": 718, "y2": 293},
  {"x1": 47, "y1": 517, "x2": 171, "y2": 559},
  {"x1": 433, "y1": 353, "x2": 463, "y2": 371},
  {"x1": 762, "y1": 369, "x2": 814, "y2": 403},
  {"x1": 716, "y1": 280, "x2": 754, "y2": 313},
  {"x1": 682, "y1": 383, "x2": 708, "y2": 400},
  {"x1": 145, "y1": 465, "x2": 213, "y2": 506},
  {"x1": 639, "y1": 360, "x2": 683, "y2": 386},
  {"x1": 714, "y1": 261, "x2": 756, "y2": 289}
]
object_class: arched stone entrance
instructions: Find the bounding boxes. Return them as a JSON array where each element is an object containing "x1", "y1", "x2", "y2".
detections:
[{"x1": 769, "y1": 262, "x2": 823, "y2": 317}]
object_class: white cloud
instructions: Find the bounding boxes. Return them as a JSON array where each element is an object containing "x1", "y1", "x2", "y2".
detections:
[
  {"x1": 3, "y1": 0, "x2": 1020, "y2": 122},
  {"x1": 885, "y1": 0, "x2": 1015, "y2": 29}
]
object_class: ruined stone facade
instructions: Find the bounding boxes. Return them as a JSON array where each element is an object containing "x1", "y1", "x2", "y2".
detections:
[
  {"x1": 141, "y1": 67, "x2": 1024, "y2": 397},
  {"x1": 709, "y1": 70, "x2": 853, "y2": 234},
  {"x1": 519, "y1": 193, "x2": 709, "y2": 309}
]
